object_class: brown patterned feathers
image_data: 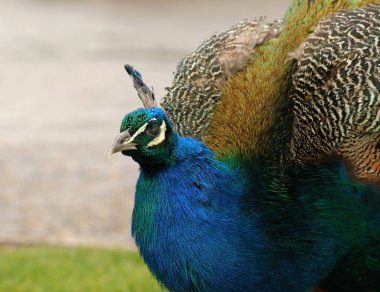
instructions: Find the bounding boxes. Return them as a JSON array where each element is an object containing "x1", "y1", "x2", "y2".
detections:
[
  {"x1": 290, "y1": 4, "x2": 380, "y2": 182},
  {"x1": 161, "y1": 18, "x2": 283, "y2": 141},
  {"x1": 156, "y1": 1, "x2": 379, "y2": 183}
]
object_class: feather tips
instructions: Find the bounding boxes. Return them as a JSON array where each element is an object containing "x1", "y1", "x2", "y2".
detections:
[{"x1": 124, "y1": 64, "x2": 157, "y2": 108}]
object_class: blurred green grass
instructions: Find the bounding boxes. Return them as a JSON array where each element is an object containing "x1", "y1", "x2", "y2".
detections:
[{"x1": 0, "y1": 245, "x2": 165, "y2": 292}]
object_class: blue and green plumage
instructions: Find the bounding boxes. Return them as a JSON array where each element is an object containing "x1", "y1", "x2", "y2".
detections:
[
  {"x1": 113, "y1": 107, "x2": 380, "y2": 291},
  {"x1": 110, "y1": 0, "x2": 380, "y2": 290}
]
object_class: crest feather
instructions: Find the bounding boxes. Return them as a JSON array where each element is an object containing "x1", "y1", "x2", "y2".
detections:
[{"x1": 124, "y1": 64, "x2": 157, "y2": 108}]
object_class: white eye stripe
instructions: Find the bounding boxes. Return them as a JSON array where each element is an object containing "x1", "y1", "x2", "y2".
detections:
[
  {"x1": 125, "y1": 118, "x2": 157, "y2": 144},
  {"x1": 147, "y1": 121, "x2": 166, "y2": 147}
]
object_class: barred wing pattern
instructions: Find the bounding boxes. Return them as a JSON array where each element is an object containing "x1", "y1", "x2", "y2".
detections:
[
  {"x1": 161, "y1": 18, "x2": 283, "y2": 140},
  {"x1": 290, "y1": 4, "x2": 380, "y2": 182}
]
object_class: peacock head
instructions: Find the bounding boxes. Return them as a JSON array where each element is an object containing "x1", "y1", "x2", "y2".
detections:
[
  {"x1": 109, "y1": 107, "x2": 177, "y2": 164},
  {"x1": 108, "y1": 65, "x2": 178, "y2": 165}
]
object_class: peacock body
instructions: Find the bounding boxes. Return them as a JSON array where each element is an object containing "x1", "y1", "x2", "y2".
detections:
[{"x1": 110, "y1": 0, "x2": 380, "y2": 291}]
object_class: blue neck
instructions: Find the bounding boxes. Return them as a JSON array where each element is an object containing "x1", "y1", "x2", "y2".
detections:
[
  {"x1": 132, "y1": 137, "x2": 273, "y2": 291},
  {"x1": 131, "y1": 136, "x2": 354, "y2": 291}
]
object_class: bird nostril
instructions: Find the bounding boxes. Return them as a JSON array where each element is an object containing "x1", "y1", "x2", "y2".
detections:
[{"x1": 116, "y1": 129, "x2": 132, "y2": 144}]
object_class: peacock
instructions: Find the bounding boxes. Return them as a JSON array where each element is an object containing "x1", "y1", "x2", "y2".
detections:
[{"x1": 109, "y1": 0, "x2": 380, "y2": 291}]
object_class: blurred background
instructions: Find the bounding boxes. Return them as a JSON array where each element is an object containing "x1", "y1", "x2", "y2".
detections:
[
  {"x1": 1, "y1": 0, "x2": 290, "y2": 248},
  {"x1": 0, "y1": 0, "x2": 289, "y2": 290}
]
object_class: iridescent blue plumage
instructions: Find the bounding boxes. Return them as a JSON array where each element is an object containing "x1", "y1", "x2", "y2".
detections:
[
  {"x1": 110, "y1": 107, "x2": 380, "y2": 291},
  {"x1": 110, "y1": 2, "x2": 380, "y2": 289}
]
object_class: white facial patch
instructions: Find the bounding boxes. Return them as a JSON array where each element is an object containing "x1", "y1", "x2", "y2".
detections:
[
  {"x1": 124, "y1": 121, "x2": 149, "y2": 144},
  {"x1": 147, "y1": 120, "x2": 167, "y2": 148},
  {"x1": 125, "y1": 118, "x2": 166, "y2": 148}
]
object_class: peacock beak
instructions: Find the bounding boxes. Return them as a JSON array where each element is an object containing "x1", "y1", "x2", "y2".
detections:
[{"x1": 108, "y1": 129, "x2": 138, "y2": 156}]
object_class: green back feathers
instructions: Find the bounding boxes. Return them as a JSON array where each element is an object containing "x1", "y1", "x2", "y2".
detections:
[{"x1": 204, "y1": 0, "x2": 379, "y2": 161}]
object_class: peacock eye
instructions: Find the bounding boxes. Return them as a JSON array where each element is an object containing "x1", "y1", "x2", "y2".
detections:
[{"x1": 146, "y1": 123, "x2": 160, "y2": 137}]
